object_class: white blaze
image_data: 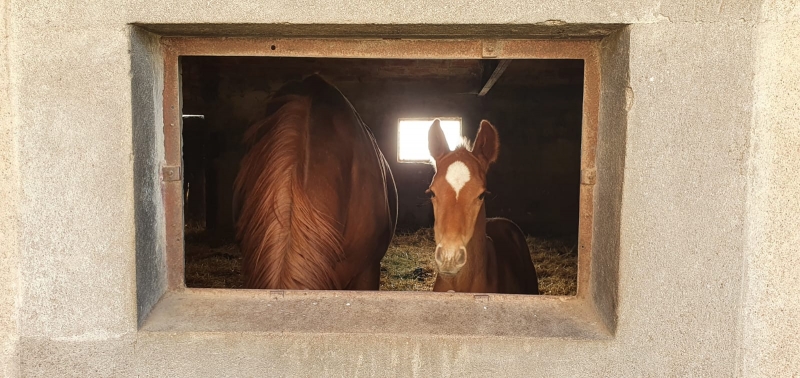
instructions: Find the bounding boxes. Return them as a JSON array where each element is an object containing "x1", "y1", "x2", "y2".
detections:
[{"x1": 445, "y1": 161, "x2": 470, "y2": 199}]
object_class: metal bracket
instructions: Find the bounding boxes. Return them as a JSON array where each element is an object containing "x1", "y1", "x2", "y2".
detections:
[
  {"x1": 482, "y1": 40, "x2": 501, "y2": 58},
  {"x1": 580, "y1": 168, "x2": 597, "y2": 185},
  {"x1": 162, "y1": 165, "x2": 182, "y2": 182},
  {"x1": 270, "y1": 290, "x2": 285, "y2": 300}
]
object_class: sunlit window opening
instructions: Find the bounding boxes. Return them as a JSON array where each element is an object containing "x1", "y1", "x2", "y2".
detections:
[{"x1": 397, "y1": 118, "x2": 462, "y2": 162}]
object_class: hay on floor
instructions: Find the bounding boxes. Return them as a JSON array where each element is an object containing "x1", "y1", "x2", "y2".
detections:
[
  {"x1": 378, "y1": 228, "x2": 577, "y2": 295},
  {"x1": 184, "y1": 223, "x2": 243, "y2": 289},
  {"x1": 185, "y1": 226, "x2": 577, "y2": 295}
]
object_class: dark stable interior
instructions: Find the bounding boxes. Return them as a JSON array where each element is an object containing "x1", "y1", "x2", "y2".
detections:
[{"x1": 180, "y1": 57, "x2": 584, "y2": 293}]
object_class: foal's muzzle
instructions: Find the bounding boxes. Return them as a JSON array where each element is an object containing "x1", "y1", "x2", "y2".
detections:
[{"x1": 434, "y1": 244, "x2": 467, "y2": 275}]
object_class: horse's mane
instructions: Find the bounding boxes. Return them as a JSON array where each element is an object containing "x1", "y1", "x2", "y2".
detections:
[
  {"x1": 456, "y1": 136, "x2": 474, "y2": 151},
  {"x1": 233, "y1": 93, "x2": 345, "y2": 290}
]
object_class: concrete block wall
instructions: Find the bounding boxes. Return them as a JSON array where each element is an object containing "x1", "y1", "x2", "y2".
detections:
[{"x1": 1, "y1": 0, "x2": 799, "y2": 376}]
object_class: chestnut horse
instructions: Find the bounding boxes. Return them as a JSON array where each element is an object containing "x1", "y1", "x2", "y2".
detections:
[
  {"x1": 426, "y1": 119, "x2": 539, "y2": 294},
  {"x1": 232, "y1": 74, "x2": 397, "y2": 290}
]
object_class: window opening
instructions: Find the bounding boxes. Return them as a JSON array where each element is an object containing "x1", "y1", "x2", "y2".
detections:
[
  {"x1": 397, "y1": 117, "x2": 462, "y2": 163},
  {"x1": 177, "y1": 55, "x2": 585, "y2": 296}
]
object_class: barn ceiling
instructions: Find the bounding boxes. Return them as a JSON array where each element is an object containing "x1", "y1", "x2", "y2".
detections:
[{"x1": 181, "y1": 56, "x2": 584, "y2": 97}]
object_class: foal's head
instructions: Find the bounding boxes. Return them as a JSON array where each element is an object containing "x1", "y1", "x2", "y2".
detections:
[{"x1": 426, "y1": 119, "x2": 499, "y2": 276}]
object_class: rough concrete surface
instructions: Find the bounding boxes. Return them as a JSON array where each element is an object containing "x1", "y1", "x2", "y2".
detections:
[
  {"x1": 742, "y1": 0, "x2": 800, "y2": 375},
  {"x1": 126, "y1": 0, "x2": 759, "y2": 26},
  {"x1": 142, "y1": 290, "x2": 608, "y2": 339},
  {"x1": 18, "y1": 335, "x2": 135, "y2": 377},
  {"x1": 1, "y1": 0, "x2": 799, "y2": 376},
  {"x1": 0, "y1": 0, "x2": 20, "y2": 375},
  {"x1": 130, "y1": 27, "x2": 167, "y2": 328},
  {"x1": 617, "y1": 20, "x2": 753, "y2": 373},
  {"x1": 12, "y1": 19, "x2": 138, "y2": 340},
  {"x1": 591, "y1": 26, "x2": 629, "y2": 334},
  {"x1": 135, "y1": 331, "x2": 616, "y2": 377}
]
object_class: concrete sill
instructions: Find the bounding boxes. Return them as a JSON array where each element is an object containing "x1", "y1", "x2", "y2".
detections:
[{"x1": 141, "y1": 289, "x2": 611, "y2": 340}]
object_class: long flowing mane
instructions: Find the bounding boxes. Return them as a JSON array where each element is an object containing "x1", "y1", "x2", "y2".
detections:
[{"x1": 232, "y1": 93, "x2": 345, "y2": 289}]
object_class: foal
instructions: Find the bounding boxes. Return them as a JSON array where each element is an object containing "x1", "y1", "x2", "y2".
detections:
[{"x1": 426, "y1": 119, "x2": 539, "y2": 294}]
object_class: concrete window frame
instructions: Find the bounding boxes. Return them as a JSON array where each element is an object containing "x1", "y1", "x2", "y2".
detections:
[{"x1": 134, "y1": 35, "x2": 628, "y2": 339}]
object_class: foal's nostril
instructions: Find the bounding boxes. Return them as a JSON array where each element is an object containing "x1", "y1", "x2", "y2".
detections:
[
  {"x1": 455, "y1": 247, "x2": 467, "y2": 267},
  {"x1": 434, "y1": 245, "x2": 444, "y2": 266}
]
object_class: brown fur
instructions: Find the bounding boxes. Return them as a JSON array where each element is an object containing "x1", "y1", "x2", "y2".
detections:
[
  {"x1": 233, "y1": 75, "x2": 397, "y2": 290},
  {"x1": 427, "y1": 119, "x2": 539, "y2": 294}
]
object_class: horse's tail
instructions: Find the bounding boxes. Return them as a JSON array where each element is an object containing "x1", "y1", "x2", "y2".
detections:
[{"x1": 233, "y1": 95, "x2": 344, "y2": 289}]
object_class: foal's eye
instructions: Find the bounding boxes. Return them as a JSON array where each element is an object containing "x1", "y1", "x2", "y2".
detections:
[
  {"x1": 478, "y1": 191, "x2": 490, "y2": 201},
  {"x1": 426, "y1": 189, "x2": 436, "y2": 198}
]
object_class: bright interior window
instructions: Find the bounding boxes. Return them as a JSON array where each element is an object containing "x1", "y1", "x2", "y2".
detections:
[{"x1": 397, "y1": 118, "x2": 462, "y2": 162}]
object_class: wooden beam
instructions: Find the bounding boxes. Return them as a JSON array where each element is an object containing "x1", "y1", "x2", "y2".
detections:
[{"x1": 478, "y1": 59, "x2": 511, "y2": 96}]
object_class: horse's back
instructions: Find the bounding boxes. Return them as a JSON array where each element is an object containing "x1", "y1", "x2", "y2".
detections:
[
  {"x1": 486, "y1": 218, "x2": 540, "y2": 294},
  {"x1": 301, "y1": 75, "x2": 397, "y2": 272}
]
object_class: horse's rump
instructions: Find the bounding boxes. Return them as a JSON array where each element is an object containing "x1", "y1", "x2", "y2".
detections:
[{"x1": 233, "y1": 75, "x2": 393, "y2": 290}]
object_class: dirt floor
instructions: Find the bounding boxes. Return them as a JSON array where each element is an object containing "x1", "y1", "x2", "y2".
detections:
[{"x1": 185, "y1": 226, "x2": 577, "y2": 295}]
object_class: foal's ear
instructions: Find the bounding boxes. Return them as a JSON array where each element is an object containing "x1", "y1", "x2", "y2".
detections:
[
  {"x1": 428, "y1": 119, "x2": 450, "y2": 162},
  {"x1": 472, "y1": 120, "x2": 499, "y2": 166}
]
